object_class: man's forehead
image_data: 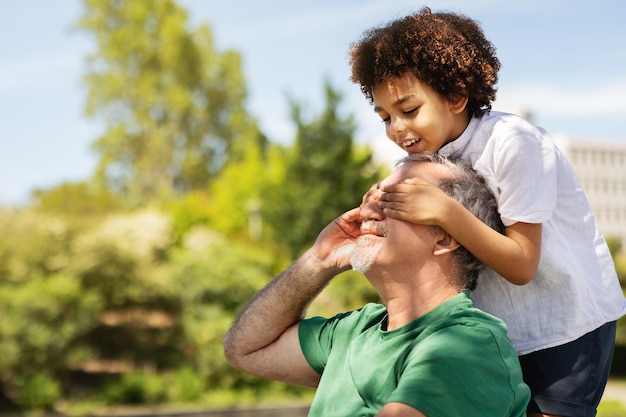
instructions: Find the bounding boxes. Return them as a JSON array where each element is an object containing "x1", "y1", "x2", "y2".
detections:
[{"x1": 381, "y1": 161, "x2": 451, "y2": 186}]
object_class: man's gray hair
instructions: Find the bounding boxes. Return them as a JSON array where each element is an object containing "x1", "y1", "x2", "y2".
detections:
[{"x1": 397, "y1": 153, "x2": 504, "y2": 290}]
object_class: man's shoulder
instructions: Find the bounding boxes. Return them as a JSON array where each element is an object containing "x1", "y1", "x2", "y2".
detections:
[
  {"x1": 334, "y1": 302, "x2": 387, "y2": 330},
  {"x1": 437, "y1": 304, "x2": 509, "y2": 335},
  {"x1": 418, "y1": 306, "x2": 516, "y2": 360},
  {"x1": 302, "y1": 303, "x2": 386, "y2": 332},
  {"x1": 418, "y1": 296, "x2": 511, "y2": 345}
]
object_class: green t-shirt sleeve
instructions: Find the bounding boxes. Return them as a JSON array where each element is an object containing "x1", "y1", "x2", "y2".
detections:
[
  {"x1": 388, "y1": 322, "x2": 529, "y2": 417},
  {"x1": 298, "y1": 311, "x2": 354, "y2": 374},
  {"x1": 299, "y1": 304, "x2": 385, "y2": 375},
  {"x1": 298, "y1": 316, "x2": 330, "y2": 374}
]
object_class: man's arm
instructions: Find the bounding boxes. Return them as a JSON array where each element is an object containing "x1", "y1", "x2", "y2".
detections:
[{"x1": 222, "y1": 208, "x2": 362, "y2": 387}]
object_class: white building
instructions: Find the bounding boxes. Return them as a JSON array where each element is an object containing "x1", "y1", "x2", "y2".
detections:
[{"x1": 555, "y1": 138, "x2": 626, "y2": 245}]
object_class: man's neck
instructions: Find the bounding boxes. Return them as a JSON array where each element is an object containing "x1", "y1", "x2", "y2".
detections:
[{"x1": 380, "y1": 280, "x2": 459, "y2": 331}]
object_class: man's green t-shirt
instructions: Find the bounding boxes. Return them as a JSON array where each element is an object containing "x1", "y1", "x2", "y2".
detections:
[{"x1": 299, "y1": 292, "x2": 530, "y2": 417}]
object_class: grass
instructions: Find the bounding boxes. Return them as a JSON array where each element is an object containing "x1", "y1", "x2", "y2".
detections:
[
  {"x1": 598, "y1": 400, "x2": 626, "y2": 417},
  {"x1": 598, "y1": 377, "x2": 626, "y2": 417}
]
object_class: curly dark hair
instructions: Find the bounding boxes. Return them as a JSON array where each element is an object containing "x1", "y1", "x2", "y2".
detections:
[{"x1": 349, "y1": 7, "x2": 501, "y2": 118}]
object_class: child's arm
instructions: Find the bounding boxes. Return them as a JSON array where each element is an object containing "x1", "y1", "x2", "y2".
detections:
[{"x1": 379, "y1": 177, "x2": 540, "y2": 285}]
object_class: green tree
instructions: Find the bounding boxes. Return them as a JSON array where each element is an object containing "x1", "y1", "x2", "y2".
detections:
[
  {"x1": 0, "y1": 210, "x2": 103, "y2": 409},
  {"x1": 79, "y1": 0, "x2": 263, "y2": 203},
  {"x1": 32, "y1": 181, "x2": 123, "y2": 219},
  {"x1": 205, "y1": 142, "x2": 286, "y2": 239},
  {"x1": 263, "y1": 82, "x2": 383, "y2": 257},
  {"x1": 165, "y1": 137, "x2": 286, "y2": 244},
  {"x1": 166, "y1": 229, "x2": 287, "y2": 388}
]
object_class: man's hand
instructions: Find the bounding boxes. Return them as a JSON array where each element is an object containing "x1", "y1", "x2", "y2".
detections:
[
  {"x1": 310, "y1": 207, "x2": 362, "y2": 273},
  {"x1": 223, "y1": 207, "x2": 364, "y2": 387}
]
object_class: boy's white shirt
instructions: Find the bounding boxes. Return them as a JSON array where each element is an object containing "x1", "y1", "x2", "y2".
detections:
[{"x1": 439, "y1": 111, "x2": 626, "y2": 354}]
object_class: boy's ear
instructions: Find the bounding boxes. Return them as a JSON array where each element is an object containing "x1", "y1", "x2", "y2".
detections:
[
  {"x1": 449, "y1": 95, "x2": 469, "y2": 114},
  {"x1": 433, "y1": 232, "x2": 461, "y2": 256}
]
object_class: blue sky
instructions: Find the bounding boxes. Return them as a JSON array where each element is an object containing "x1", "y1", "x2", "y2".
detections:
[{"x1": 1, "y1": 0, "x2": 625, "y2": 206}]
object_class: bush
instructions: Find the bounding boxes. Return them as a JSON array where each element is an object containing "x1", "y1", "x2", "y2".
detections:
[
  {"x1": 101, "y1": 372, "x2": 166, "y2": 404},
  {"x1": 12, "y1": 373, "x2": 61, "y2": 410},
  {"x1": 165, "y1": 367, "x2": 205, "y2": 402}
]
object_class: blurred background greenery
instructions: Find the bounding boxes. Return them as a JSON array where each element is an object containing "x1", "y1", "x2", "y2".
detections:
[{"x1": 0, "y1": 0, "x2": 624, "y2": 414}]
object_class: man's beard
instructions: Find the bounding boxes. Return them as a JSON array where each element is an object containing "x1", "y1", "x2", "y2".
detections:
[{"x1": 350, "y1": 236, "x2": 384, "y2": 274}]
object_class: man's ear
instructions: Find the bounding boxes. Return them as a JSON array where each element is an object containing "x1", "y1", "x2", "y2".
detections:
[
  {"x1": 433, "y1": 232, "x2": 461, "y2": 256},
  {"x1": 449, "y1": 94, "x2": 468, "y2": 115}
]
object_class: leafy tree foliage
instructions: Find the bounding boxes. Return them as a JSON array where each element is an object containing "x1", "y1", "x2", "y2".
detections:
[
  {"x1": 0, "y1": 210, "x2": 102, "y2": 409},
  {"x1": 166, "y1": 228, "x2": 290, "y2": 388},
  {"x1": 0, "y1": 0, "x2": 389, "y2": 408},
  {"x1": 32, "y1": 181, "x2": 123, "y2": 219},
  {"x1": 165, "y1": 140, "x2": 286, "y2": 244},
  {"x1": 263, "y1": 82, "x2": 383, "y2": 257},
  {"x1": 204, "y1": 141, "x2": 287, "y2": 239},
  {"x1": 79, "y1": 0, "x2": 264, "y2": 202}
]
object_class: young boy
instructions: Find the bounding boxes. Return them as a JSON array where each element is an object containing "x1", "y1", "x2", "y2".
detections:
[{"x1": 349, "y1": 7, "x2": 626, "y2": 417}]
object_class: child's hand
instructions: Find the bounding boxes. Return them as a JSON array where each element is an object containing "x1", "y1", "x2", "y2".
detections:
[{"x1": 379, "y1": 177, "x2": 450, "y2": 226}]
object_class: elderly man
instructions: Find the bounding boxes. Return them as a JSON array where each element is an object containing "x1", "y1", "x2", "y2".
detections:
[{"x1": 223, "y1": 153, "x2": 530, "y2": 417}]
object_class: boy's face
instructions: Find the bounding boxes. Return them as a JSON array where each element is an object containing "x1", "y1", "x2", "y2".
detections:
[{"x1": 372, "y1": 73, "x2": 469, "y2": 154}]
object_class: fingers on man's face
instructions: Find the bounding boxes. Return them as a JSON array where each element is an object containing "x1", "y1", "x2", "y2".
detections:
[{"x1": 361, "y1": 183, "x2": 381, "y2": 208}]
